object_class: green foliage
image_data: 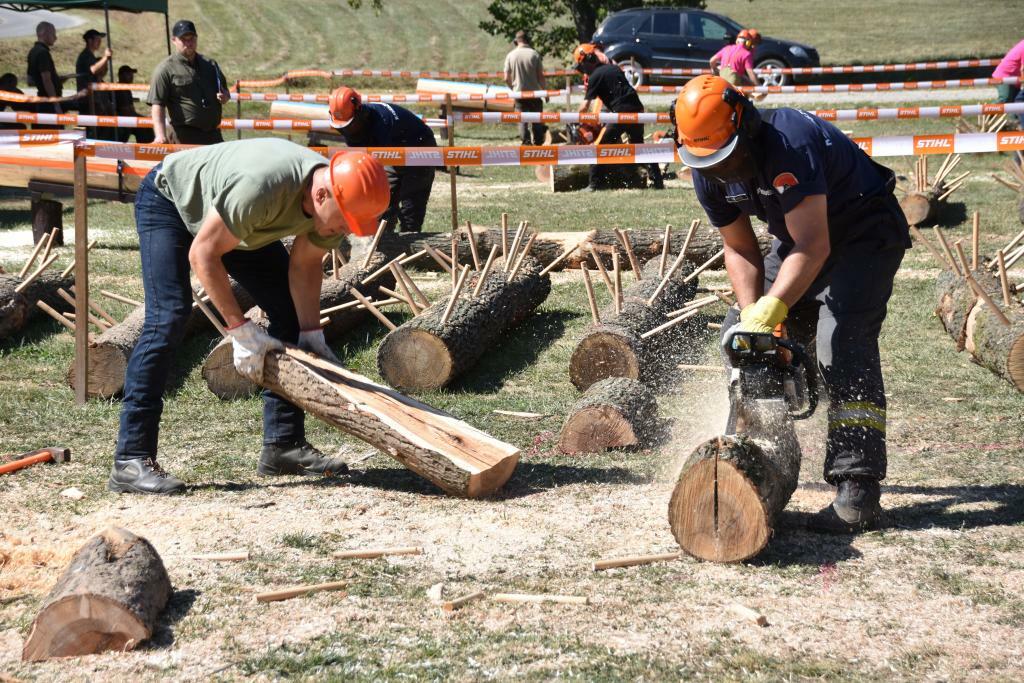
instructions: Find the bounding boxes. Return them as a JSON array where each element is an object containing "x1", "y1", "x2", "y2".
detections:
[{"x1": 479, "y1": 0, "x2": 707, "y2": 59}]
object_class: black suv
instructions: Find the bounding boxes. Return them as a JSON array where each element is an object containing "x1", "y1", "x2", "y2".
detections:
[{"x1": 592, "y1": 7, "x2": 819, "y2": 86}]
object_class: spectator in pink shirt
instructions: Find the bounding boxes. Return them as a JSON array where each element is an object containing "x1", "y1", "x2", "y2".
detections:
[
  {"x1": 710, "y1": 29, "x2": 760, "y2": 87},
  {"x1": 993, "y1": 39, "x2": 1024, "y2": 125}
]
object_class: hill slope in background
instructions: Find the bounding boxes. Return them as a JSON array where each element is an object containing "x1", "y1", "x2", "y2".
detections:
[{"x1": 0, "y1": 0, "x2": 1018, "y2": 86}]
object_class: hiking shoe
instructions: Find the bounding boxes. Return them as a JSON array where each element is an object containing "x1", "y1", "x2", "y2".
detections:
[
  {"x1": 257, "y1": 441, "x2": 349, "y2": 477},
  {"x1": 808, "y1": 477, "x2": 882, "y2": 533},
  {"x1": 108, "y1": 458, "x2": 186, "y2": 495}
]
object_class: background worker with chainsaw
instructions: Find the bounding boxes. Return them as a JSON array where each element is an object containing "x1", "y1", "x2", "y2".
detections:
[
  {"x1": 709, "y1": 29, "x2": 761, "y2": 88},
  {"x1": 109, "y1": 138, "x2": 390, "y2": 495},
  {"x1": 503, "y1": 30, "x2": 547, "y2": 146},
  {"x1": 329, "y1": 86, "x2": 436, "y2": 233},
  {"x1": 674, "y1": 75, "x2": 910, "y2": 532},
  {"x1": 573, "y1": 43, "x2": 664, "y2": 191}
]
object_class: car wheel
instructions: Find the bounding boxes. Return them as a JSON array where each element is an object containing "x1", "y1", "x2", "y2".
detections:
[
  {"x1": 755, "y1": 58, "x2": 790, "y2": 87},
  {"x1": 618, "y1": 57, "x2": 645, "y2": 88}
]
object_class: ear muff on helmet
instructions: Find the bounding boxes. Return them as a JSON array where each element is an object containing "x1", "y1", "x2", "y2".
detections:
[{"x1": 722, "y1": 86, "x2": 762, "y2": 140}]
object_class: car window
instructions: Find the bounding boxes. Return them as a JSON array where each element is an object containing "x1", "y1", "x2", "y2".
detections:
[
  {"x1": 600, "y1": 14, "x2": 640, "y2": 34},
  {"x1": 685, "y1": 14, "x2": 731, "y2": 40},
  {"x1": 634, "y1": 16, "x2": 652, "y2": 34},
  {"x1": 651, "y1": 12, "x2": 680, "y2": 35}
]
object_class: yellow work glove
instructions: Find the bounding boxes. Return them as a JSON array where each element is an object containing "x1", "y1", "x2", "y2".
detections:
[{"x1": 738, "y1": 296, "x2": 788, "y2": 334}]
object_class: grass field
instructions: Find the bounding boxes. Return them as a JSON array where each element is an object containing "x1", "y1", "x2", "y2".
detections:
[{"x1": 1, "y1": 1, "x2": 1024, "y2": 680}]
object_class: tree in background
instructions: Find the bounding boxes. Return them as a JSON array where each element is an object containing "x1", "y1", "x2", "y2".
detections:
[{"x1": 480, "y1": 0, "x2": 706, "y2": 59}]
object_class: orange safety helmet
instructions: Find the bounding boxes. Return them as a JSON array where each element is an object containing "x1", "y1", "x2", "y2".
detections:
[
  {"x1": 674, "y1": 74, "x2": 749, "y2": 169},
  {"x1": 573, "y1": 43, "x2": 597, "y2": 65},
  {"x1": 328, "y1": 151, "x2": 390, "y2": 237},
  {"x1": 328, "y1": 86, "x2": 362, "y2": 128}
]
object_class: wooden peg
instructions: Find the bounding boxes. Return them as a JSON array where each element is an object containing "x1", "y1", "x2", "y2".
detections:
[{"x1": 581, "y1": 264, "x2": 600, "y2": 325}]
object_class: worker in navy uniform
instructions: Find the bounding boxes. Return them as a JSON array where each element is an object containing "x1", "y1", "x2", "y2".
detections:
[
  {"x1": 328, "y1": 86, "x2": 436, "y2": 233},
  {"x1": 674, "y1": 75, "x2": 910, "y2": 532}
]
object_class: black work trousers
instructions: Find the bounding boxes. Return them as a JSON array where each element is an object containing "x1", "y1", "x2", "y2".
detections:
[
  {"x1": 384, "y1": 166, "x2": 434, "y2": 233},
  {"x1": 721, "y1": 197, "x2": 908, "y2": 485},
  {"x1": 588, "y1": 122, "x2": 664, "y2": 189},
  {"x1": 515, "y1": 98, "x2": 546, "y2": 146},
  {"x1": 170, "y1": 123, "x2": 224, "y2": 145}
]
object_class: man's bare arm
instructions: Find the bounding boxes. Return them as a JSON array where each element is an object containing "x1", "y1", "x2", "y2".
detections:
[
  {"x1": 288, "y1": 235, "x2": 328, "y2": 331},
  {"x1": 151, "y1": 103, "x2": 167, "y2": 143},
  {"x1": 188, "y1": 209, "x2": 243, "y2": 327},
  {"x1": 718, "y1": 213, "x2": 764, "y2": 308},
  {"x1": 766, "y1": 194, "x2": 831, "y2": 307}
]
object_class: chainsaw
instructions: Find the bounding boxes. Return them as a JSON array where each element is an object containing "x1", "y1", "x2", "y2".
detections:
[{"x1": 723, "y1": 329, "x2": 817, "y2": 441}]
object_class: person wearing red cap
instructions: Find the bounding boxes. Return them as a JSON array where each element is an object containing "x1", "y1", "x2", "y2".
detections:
[{"x1": 109, "y1": 138, "x2": 390, "y2": 495}]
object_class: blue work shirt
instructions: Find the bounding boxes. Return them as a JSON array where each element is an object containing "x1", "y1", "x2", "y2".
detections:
[
  {"x1": 340, "y1": 102, "x2": 437, "y2": 148},
  {"x1": 692, "y1": 108, "x2": 907, "y2": 250}
]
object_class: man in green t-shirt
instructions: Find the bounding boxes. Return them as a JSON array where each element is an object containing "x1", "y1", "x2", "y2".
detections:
[{"x1": 110, "y1": 138, "x2": 391, "y2": 495}]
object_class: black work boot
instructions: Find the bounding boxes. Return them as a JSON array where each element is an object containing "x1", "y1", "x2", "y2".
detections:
[
  {"x1": 108, "y1": 458, "x2": 186, "y2": 495},
  {"x1": 808, "y1": 477, "x2": 882, "y2": 533},
  {"x1": 257, "y1": 441, "x2": 349, "y2": 477}
]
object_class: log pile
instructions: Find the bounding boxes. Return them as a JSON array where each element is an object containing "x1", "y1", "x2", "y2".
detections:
[
  {"x1": 898, "y1": 154, "x2": 971, "y2": 226},
  {"x1": 377, "y1": 223, "x2": 551, "y2": 391},
  {"x1": 0, "y1": 230, "x2": 75, "y2": 340},
  {"x1": 202, "y1": 254, "x2": 396, "y2": 400},
  {"x1": 22, "y1": 527, "x2": 171, "y2": 662},
  {"x1": 262, "y1": 347, "x2": 520, "y2": 497},
  {"x1": 558, "y1": 377, "x2": 657, "y2": 454}
]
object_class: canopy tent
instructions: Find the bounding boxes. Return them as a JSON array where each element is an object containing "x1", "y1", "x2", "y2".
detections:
[{"x1": 0, "y1": 1, "x2": 171, "y2": 57}]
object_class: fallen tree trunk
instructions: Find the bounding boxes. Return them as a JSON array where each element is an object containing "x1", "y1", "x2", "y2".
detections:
[
  {"x1": 0, "y1": 271, "x2": 73, "y2": 340},
  {"x1": 936, "y1": 268, "x2": 1024, "y2": 391},
  {"x1": 203, "y1": 255, "x2": 395, "y2": 400},
  {"x1": 263, "y1": 347, "x2": 520, "y2": 497},
  {"x1": 67, "y1": 280, "x2": 256, "y2": 399},
  {"x1": 668, "y1": 431, "x2": 801, "y2": 563},
  {"x1": 377, "y1": 256, "x2": 550, "y2": 391},
  {"x1": 558, "y1": 377, "x2": 657, "y2": 454},
  {"x1": 569, "y1": 257, "x2": 699, "y2": 391},
  {"x1": 22, "y1": 527, "x2": 171, "y2": 662}
]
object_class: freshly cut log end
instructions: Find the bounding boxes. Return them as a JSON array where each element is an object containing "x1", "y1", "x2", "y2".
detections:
[
  {"x1": 668, "y1": 434, "x2": 800, "y2": 563},
  {"x1": 935, "y1": 269, "x2": 976, "y2": 351},
  {"x1": 376, "y1": 327, "x2": 453, "y2": 392},
  {"x1": 568, "y1": 329, "x2": 641, "y2": 389},
  {"x1": 899, "y1": 191, "x2": 934, "y2": 227},
  {"x1": 22, "y1": 527, "x2": 171, "y2": 662},
  {"x1": 559, "y1": 377, "x2": 657, "y2": 454},
  {"x1": 262, "y1": 348, "x2": 520, "y2": 498}
]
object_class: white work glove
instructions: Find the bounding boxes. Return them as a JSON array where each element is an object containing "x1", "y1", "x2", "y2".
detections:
[
  {"x1": 297, "y1": 328, "x2": 340, "y2": 364},
  {"x1": 228, "y1": 321, "x2": 283, "y2": 384}
]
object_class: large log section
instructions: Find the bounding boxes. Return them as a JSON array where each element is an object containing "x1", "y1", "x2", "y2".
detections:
[
  {"x1": 936, "y1": 268, "x2": 1024, "y2": 391},
  {"x1": 377, "y1": 256, "x2": 550, "y2": 391},
  {"x1": 0, "y1": 272, "x2": 72, "y2": 340},
  {"x1": 558, "y1": 377, "x2": 658, "y2": 454},
  {"x1": 352, "y1": 226, "x2": 761, "y2": 274},
  {"x1": 262, "y1": 348, "x2": 520, "y2": 497},
  {"x1": 203, "y1": 255, "x2": 396, "y2": 400},
  {"x1": 569, "y1": 257, "x2": 698, "y2": 391},
  {"x1": 67, "y1": 280, "x2": 256, "y2": 399},
  {"x1": 22, "y1": 527, "x2": 171, "y2": 662}
]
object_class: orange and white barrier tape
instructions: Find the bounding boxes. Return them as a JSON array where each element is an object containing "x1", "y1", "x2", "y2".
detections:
[
  {"x1": 645, "y1": 58, "x2": 1001, "y2": 77},
  {"x1": 640, "y1": 77, "x2": 1019, "y2": 95},
  {"x1": 230, "y1": 88, "x2": 571, "y2": 104},
  {"x1": 852, "y1": 131, "x2": 1024, "y2": 156},
  {"x1": 0, "y1": 110, "x2": 448, "y2": 130},
  {"x1": 0, "y1": 130, "x2": 83, "y2": 147}
]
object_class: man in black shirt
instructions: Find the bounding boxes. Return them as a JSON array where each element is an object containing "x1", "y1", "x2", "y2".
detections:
[
  {"x1": 574, "y1": 43, "x2": 664, "y2": 191},
  {"x1": 114, "y1": 65, "x2": 155, "y2": 144},
  {"x1": 75, "y1": 29, "x2": 114, "y2": 139},
  {"x1": 27, "y1": 22, "x2": 62, "y2": 121}
]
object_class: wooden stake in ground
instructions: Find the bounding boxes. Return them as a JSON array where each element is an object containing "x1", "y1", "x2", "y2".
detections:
[
  {"x1": 22, "y1": 527, "x2": 171, "y2": 662},
  {"x1": 349, "y1": 288, "x2": 398, "y2": 331},
  {"x1": 439, "y1": 264, "x2": 471, "y2": 326},
  {"x1": 971, "y1": 211, "x2": 981, "y2": 271},
  {"x1": 465, "y1": 221, "x2": 481, "y2": 270},
  {"x1": 612, "y1": 251, "x2": 622, "y2": 315},
  {"x1": 500, "y1": 212, "x2": 509, "y2": 260},
  {"x1": 659, "y1": 224, "x2": 672, "y2": 277},
  {"x1": 615, "y1": 228, "x2": 642, "y2": 281},
  {"x1": 360, "y1": 219, "x2": 389, "y2": 270},
  {"x1": 589, "y1": 245, "x2": 614, "y2": 296},
  {"x1": 909, "y1": 225, "x2": 950, "y2": 269},
  {"x1": 933, "y1": 225, "x2": 962, "y2": 276},
  {"x1": 581, "y1": 263, "x2": 600, "y2": 325},
  {"x1": 997, "y1": 251, "x2": 1013, "y2": 307},
  {"x1": 471, "y1": 245, "x2": 499, "y2": 297},
  {"x1": 558, "y1": 377, "x2": 657, "y2": 454},
  {"x1": 955, "y1": 241, "x2": 1011, "y2": 326}
]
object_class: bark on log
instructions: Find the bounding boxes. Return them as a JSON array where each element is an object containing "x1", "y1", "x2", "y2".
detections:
[
  {"x1": 202, "y1": 255, "x2": 395, "y2": 400},
  {"x1": 558, "y1": 377, "x2": 657, "y2": 454},
  {"x1": 21, "y1": 527, "x2": 171, "y2": 662},
  {"x1": 377, "y1": 256, "x2": 550, "y2": 391},
  {"x1": 262, "y1": 347, "x2": 520, "y2": 497},
  {"x1": 67, "y1": 280, "x2": 256, "y2": 398},
  {"x1": 31, "y1": 198, "x2": 63, "y2": 246},
  {"x1": 355, "y1": 227, "x2": 759, "y2": 274},
  {"x1": 569, "y1": 257, "x2": 699, "y2": 391},
  {"x1": 936, "y1": 268, "x2": 1024, "y2": 391},
  {"x1": 0, "y1": 271, "x2": 73, "y2": 340},
  {"x1": 668, "y1": 432, "x2": 801, "y2": 563}
]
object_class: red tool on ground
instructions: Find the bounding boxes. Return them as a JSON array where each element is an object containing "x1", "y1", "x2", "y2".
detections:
[{"x1": 0, "y1": 447, "x2": 71, "y2": 475}]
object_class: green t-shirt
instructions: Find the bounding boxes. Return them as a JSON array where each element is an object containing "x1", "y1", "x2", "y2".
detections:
[{"x1": 154, "y1": 138, "x2": 339, "y2": 251}]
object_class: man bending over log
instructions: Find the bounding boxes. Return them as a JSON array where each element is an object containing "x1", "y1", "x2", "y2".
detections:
[
  {"x1": 109, "y1": 138, "x2": 390, "y2": 495},
  {"x1": 673, "y1": 76, "x2": 910, "y2": 532}
]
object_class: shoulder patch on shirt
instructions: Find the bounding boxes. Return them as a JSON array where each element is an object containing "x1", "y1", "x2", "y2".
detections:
[{"x1": 772, "y1": 172, "x2": 799, "y2": 194}]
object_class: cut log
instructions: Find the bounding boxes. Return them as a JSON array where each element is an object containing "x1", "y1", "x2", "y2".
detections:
[
  {"x1": 0, "y1": 271, "x2": 73, "y2": 340},
  {"x1": 899, "y1": 191, "x2": 934, "y2": 227},
  {"x1": 31, "y1": 198, "x2": 63, "y2": 246},
  {"x1": 569, "y1": 257, "x2": 699, "y2": 391},
  {"x1": 262, "y1": 347, "x2": 520, "y2": 497},
  {"x1": 21, "y1": 527, "x2": 171, "y2": 662},
  {"x1": 356, "y1": 227, "x2": 760, "y2": 275},
  {"x1": 202, "y1": 255, "x2": 395, "y2": 400},
  {"x1": 668, "y1": 433, "x2": 801, "y2": 563},
  {"x1": 377, "y1": 255, "x2": 550, "y2": 391},
  {"x1": 558, "y1": 377, "x2": 657, "y2": 454},
  {"x1": 937, "y1": 268, "x2": 1024, "y2": 391},
  {"x1": 67, "y1": 279, "x2": 256, "y2": 398}
]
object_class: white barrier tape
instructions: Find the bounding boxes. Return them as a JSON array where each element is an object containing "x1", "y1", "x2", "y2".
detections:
[
  {"x1": 645, "y1": 58, "x2": 1001, "y2": 77},
  {"x1": 0, "y1": 131, "x2": 83, "y2": 147},
  {"x1": 852, "y1": 131, "x2": 1024, "y2": 156},
  {"x1": 0, "y1": 110, "x2": 448, "y2": 130},
  {"x1": 639, "y1": 77, "x2": 1020, "y2": 95},
  {"x1": 231, "y1": 88, "x2": 571, "y2": 103}
]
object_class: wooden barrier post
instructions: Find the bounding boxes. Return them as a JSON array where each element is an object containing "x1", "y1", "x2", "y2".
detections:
[
  {"x1": 73, "y1": 145, "x2": 89, "y2": 405},
  {"x1": 445, "y1": 94, "x2": 458, "y2": 232}
]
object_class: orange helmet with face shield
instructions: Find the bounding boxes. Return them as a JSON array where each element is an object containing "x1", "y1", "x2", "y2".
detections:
[
  {"x1": 673, "y1": 75, "x2": 746, "y2": 169},
  {"x1": 328, "y1": 86, "x2": 362, "y2": 129},
  {"x1": 327, "y1": 151, "x2": 390, "y2": 237}
]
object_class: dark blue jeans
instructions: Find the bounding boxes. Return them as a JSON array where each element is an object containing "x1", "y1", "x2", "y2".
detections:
[{"x1": 115, "y1": 166, "x2": 304, "y2": 461}]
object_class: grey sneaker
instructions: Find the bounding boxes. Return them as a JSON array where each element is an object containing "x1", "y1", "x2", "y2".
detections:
[
  {"x1": 808, "y1": 477, "x2": 882, "y2": 533},
  {"x1": 257, "y1": 442, "x2": 349, "y2": 477},
  {"x1": 108, "y1": 458, "x2": 186, "y2": 495}
]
